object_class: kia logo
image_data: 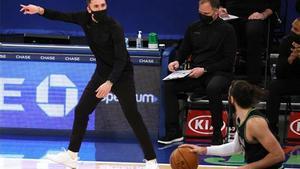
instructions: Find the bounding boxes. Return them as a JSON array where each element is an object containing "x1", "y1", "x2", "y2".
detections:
[
  {"x1": 188, "y1": 115, "x2": 226, "y2": 135},
  {"x1": 290, "y1": 119, "x2": 300, "y2": 136}
]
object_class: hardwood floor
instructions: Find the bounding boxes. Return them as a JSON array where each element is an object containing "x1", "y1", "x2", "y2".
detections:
[{"x1": 0, "y1": 158, "x2": 238, "y2": 169}]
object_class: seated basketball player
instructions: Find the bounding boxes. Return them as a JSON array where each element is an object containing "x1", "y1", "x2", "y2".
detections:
[{"x1": 181, "y1": 80, "x2": 285, "y2": 169}]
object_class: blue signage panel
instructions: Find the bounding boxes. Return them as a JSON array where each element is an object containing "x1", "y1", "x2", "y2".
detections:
[
  {"x1": 0, "y1": 54, "x2": 161, "y2": 135},
  {"x1": 0, "y1": 60, "x2": 96, "y2": 130}
]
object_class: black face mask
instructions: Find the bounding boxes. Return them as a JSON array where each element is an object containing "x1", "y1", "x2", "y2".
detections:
[
  {"x1": 291, "y1": 31, "x2": 300, "y2": 44},
  {"x1": 199, "y1": 13, "x2": 214, "y2": 24},
  {"x1": 91, "y1": 9, "x2": 108, "y2": 23}
]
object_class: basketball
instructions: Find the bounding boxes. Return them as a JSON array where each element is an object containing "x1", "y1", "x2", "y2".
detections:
[{"x1": 169, "y1": 147, "x2": 199, "y2": 169}]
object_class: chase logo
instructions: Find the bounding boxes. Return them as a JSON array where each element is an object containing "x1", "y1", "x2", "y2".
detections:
[{"x1": 36, "y1": 74, "x2": 78, "y2": 117}]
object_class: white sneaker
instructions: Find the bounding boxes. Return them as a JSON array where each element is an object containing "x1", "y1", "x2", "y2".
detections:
[
  {"x1": 47, "y1": 149, "x2": 79, "y2": 169},
  {"x1": 144, "y1": 159, "x2": 159, "y2": 169}
]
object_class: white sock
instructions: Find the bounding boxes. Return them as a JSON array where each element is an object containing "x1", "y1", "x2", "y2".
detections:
[
  {"x1": 67, "y1": 150, "x2": 78, "y2": 160},
  {"x1": 147, "y1": 158, "x2": 157, "y2": 163}
]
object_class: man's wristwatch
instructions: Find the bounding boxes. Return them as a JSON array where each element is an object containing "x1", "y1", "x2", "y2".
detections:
[{"x1": 203, "y1": 68, "x2": 208, "y2": 73}]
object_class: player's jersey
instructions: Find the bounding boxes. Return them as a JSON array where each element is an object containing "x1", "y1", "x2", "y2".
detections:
[{"x1": 237, "y1": 109, "x2": 283, "y2": 169}]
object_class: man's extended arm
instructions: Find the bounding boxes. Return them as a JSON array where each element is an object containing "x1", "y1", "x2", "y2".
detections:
[{"x1": 20, "y1": 4, "x2": 85, "y2": 25}]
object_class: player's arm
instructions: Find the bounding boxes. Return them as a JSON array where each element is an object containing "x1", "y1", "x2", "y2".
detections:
[
  {"x1": 243, "y1": 118, "x2": 285, "y2": 169},
  {"x1": 180, "y1": 132, "x2": 242, "y2": 156},
  {"x1": 206, "y1": 131, "x2": 242, "y2": 156},
  {"x1": 20, "y1": 4, "x2": 83, "y2": 25}
]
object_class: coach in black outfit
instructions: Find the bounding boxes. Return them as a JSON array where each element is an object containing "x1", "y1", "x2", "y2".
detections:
[
  {"x1": 266, "y1": 18, "x2": 300, "y2": 137},
  {"x1": 20, "y1": 1, "x2": 158, "y2": 169},
  {"x1": 158, "y1": 0, "x2": 237, "y2": 145},
  {"x1": 219, "y1": 0, "x2": 279, "y2": 85}
]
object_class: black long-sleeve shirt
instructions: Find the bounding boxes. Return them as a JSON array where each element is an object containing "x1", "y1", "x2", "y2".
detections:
[
  {"x1": 42, "y1": 9, "x2": 133, "y2": 84},
  {"x1": 220, "y1": 0, "x2": 280, "y2": 17},
  {"x1": 276, "y1": 35, "x2": 300, "y2": 79},
  {"x1": 175, "y1": 18, "x2": 237, "y2": 74}
]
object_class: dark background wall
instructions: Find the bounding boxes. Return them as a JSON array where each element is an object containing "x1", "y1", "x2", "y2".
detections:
[
  {"x1": 0, "y1": 0, "x2": 198, "y2": 39},
  {"x1": 279, "y1": 0, "x2": 298, "y2": 34},
  {"x1": 0, "y1": 0, "x2": 298, "y2": 40}
]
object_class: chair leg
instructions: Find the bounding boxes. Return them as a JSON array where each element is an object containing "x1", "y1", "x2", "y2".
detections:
[
  {"x1": 283, "y1": 97, "x2": 292, "y2": 144},
  {"x1": 227, "y1": 104, "x2": 236, "y2": 143},
  {"x1": 178, "y1": 99, "x2": 188, "y2": 137},
  {"x1": 264, "y1": 19, "x2": 271, "y2": 88}
]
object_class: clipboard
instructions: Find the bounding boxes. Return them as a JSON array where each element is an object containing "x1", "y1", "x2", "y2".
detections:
[
  {"x1": 163, "y1": 70, "x2": 192, "y2": 81},
  {"x1": 220, "y1": 14, "x2": 239, "y2": 21}
]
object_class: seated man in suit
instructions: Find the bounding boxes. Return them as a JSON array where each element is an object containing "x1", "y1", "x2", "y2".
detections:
[
  {"x1": 158, "y1": 0, "x2": 237, "y2": 145},
  {"x1": 219, "y1": 0, "x2": 280, "y2": 85},
  {"x1": 266, "y1": 18, "x2": 300, "y2": 137}
]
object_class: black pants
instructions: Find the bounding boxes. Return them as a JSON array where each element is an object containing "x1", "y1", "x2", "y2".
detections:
[
  {"x1": 68, "y1": 70, "x2": 156, "y2": 160},
  {"x1": 230, "y1": 19, "x2": 266, "y2": 84},
  {"x1": 266, "y1": 78, "x2": 300, "y2": 134},
  {"x1": 163, "y1": 74, "x2": 231, "y2": 135}
]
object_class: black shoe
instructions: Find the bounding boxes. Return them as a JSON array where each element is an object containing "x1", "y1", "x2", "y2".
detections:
[
  {"x1": 211, "y1": 132, "x2": 223, "y2": 145},
  {"x1": 158, "y1": 133, "x2": 184, "y2": 145}
]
